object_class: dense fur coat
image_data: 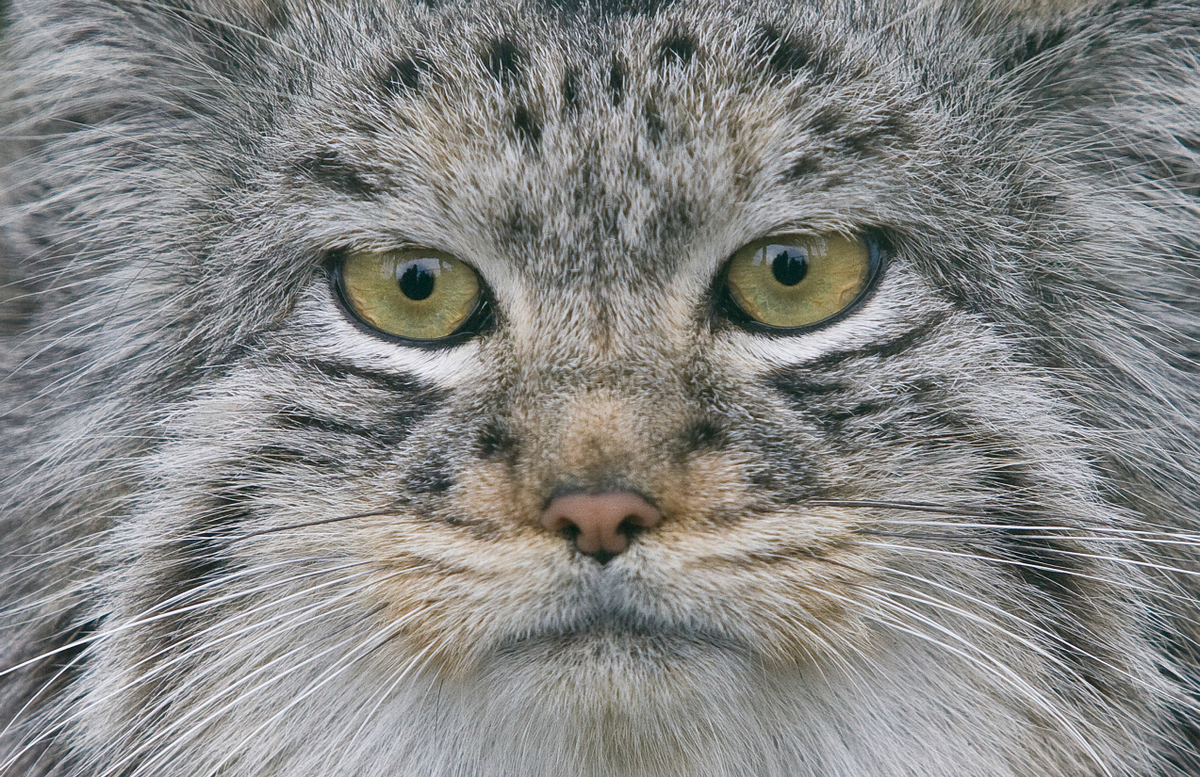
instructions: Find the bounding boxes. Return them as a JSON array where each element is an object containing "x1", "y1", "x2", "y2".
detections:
[{"x1": 3, "y1": 0, "x2": 1200, "y2": 774}]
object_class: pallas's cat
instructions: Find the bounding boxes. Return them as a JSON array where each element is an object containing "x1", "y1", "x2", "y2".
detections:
[{"x1": 2, "y1": 0, "x2": 1200, "y2": 775}]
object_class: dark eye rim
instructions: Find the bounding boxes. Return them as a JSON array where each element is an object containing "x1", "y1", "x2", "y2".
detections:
[
  {"x1": 328, "y1": 248, "x2": 495, "y2": 348},
  {"x1": 714, "y1": 231, "x2": 887, "y2": 335}
]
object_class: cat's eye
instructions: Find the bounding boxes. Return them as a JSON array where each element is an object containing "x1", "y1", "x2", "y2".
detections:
[
  {"x1": 723, "y1": 234, "x2": 878, "y2": 330},
  {"x1": 336, "y1": 248, "x2": 485, "y2": 341}
]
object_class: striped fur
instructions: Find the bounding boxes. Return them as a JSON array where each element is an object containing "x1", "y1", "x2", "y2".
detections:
[{"x1": 3, "y1": 0, "x2": 1200, "y2": 774}]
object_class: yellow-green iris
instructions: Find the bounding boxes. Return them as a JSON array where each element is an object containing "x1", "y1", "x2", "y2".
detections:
[
  {"x1": 725, "y1": 234, "x2": 873, "y2": 329},
  {"x1": 339, "y1": 249, "x2": 482, "y2": 340}
]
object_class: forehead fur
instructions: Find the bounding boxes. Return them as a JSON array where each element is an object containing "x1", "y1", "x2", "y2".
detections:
[{"x1": 266, "y1": 0, "x2": 940, "y2": 281}]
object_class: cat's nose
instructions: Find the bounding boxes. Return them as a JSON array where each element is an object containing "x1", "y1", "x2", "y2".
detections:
[{"x1": 539, "y1": 492, "x2": 663, "y2": 564}]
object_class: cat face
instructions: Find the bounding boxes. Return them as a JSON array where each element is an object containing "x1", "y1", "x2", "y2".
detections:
[{"x1": 3, "y1": 0, "x2": 1200, "y2": 775}]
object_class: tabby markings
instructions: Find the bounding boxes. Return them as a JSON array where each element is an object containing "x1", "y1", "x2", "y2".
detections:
[
  {"x1": 607, "y1": 56, "x2": 626, "y2": 106},
  {"x1": 483, "y1": 38, "x2": 526, "y2": 88},
  {"x1": 290, "y1": 150, "x2": 379, "y2": 198},
  {"x1": 657, "y1": 31, "x2": 696, "y2": 68},
  {"x1": 381, "y1": 54, "x2": 429, "y2": 97}
]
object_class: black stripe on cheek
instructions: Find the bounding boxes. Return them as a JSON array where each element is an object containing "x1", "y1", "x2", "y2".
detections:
[
  {"x1": 994, "y1": 526, "x2": 1087, "y2": 600},
  {"x1": 298, "y1": 357, "x2": 442, "y2": 396},
  {"x1": 26, "y1": 610, "x2": 103, "y2": 695},
  {"x1": 273, "y1": 406, "x2": 382, "y2": 438},
  {"x1": 406, "y1": 449, "x2": 456, "y2": 495},
  {"x1": 131, "y1": 482, "x2": 258, "y2": 687},
  {"x1": 272, "y1": 405, "x2": 434, "y2": 447},
  {"x1": 252, "y1": 443, "x2": 345, "y2": 472},
  {"x1": 802, "y1": 313, "x2": 950, "y2": 373},
  {"x1": 289, "y1": 360, "x2": 448, "y2": 444},
  {"x1": 1, "y1": 610, "x2": 104, "y2": 772},
  {"x1": 290, "y1": 150, "x2": 378, "y2": 198},
  {"x1": 151, "y1": 480, "x2": 257, "y2": 619},
  {"x1": 768, "y1": 377, "x2": 852, "y2": 415}
]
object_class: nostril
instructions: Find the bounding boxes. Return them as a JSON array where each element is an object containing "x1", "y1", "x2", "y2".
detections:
[
  {"x1": 538, "y1": 491, "x2": 663, "y2": 562},
  {"x1": 617, "y1": 515, "x2": 645, "y2": 538}
]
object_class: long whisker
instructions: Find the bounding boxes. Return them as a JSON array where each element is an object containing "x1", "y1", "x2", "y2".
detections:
[
  {"x1": 826, "y1": 587, "x2": 1116, "y2": 777},
  {"x1": 857, "y1": 539, "x2": 1157, "y2": 588},
  {"x1": 112, "y1": 590, "x2": 428, "y2": 777},
  {"x1": 0, "y1": 557, "x2": 371, "y2": 680},
  {"x1": 224, "y1": 509, "x2": 404, "y2": 543},
  {"x1": 0, "y1": 561, "x2": 396, "y2": 772}
]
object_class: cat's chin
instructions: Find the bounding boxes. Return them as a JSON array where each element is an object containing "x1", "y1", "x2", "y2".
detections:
[{"x1": 351, "y1": 621, "x2": 1034, "y2": 777}]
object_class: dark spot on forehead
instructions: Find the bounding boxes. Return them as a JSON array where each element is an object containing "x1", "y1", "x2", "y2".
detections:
[
  {"x1": 484, "y1": 37, "x2": 526, "y2": 87},
  {"x1": 561, "y1": 68, "x2": 580, "y2": 111},
  {"x1": 608, "y1": 56, "x2": 626, "y2": 106},
  {"x1": 381, "y1": 54, "x2": 429, "y2": 97},
  {"x1": 513, "y1": 105, "x2": 542, "y2": 150},
  {"x1": 595, "y1": 0, "x2": 671, "y2": 16},
  {"x1": 755, "y1": 24, "x2": 816, "y2": 76},
  {"x1": 783, "y1": 155, "x2": 821, "y2": 181},
  {"x1": 290, "y1": 150, "x2": 377, "y2": 198},
  {"x1": 503, "y1": 201, "x2": 542, "y2": 238},
  {"x1": 809, "y1": 106, "x2": 845, "y2": 137},
  {"x1": 657, "y1": 30, "x2": 696, "y2": 67}
]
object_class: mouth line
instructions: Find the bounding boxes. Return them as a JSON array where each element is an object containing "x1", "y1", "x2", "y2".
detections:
[{"x1": 489, "y1": 606, "x2": 749, "y2": 658}]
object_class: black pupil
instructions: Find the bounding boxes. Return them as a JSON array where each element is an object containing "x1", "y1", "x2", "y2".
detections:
[
  {"x1": 398, "y1": 261, "x2": 437, "y2": 301},
  {"x1": 769, "y1": 246, "x2": 808, "y2": 286}
]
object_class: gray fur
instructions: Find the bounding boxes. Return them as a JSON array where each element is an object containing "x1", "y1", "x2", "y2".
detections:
[{"x1": 2, "y1": 0, "x2": 1200, "y2": 774}]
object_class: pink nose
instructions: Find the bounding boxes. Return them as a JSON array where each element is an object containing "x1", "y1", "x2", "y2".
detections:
[{"x1": 539, "y1": 492, "x2": 663, "y2": 561}]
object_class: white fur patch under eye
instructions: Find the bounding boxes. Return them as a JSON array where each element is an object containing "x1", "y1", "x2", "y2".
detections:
[
  {"x1": 294, "y1": 282, "x2": 485, "y2": 387},
  {"x1": 717, "y1": 267, "x2": 942, "y2": 372}
]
